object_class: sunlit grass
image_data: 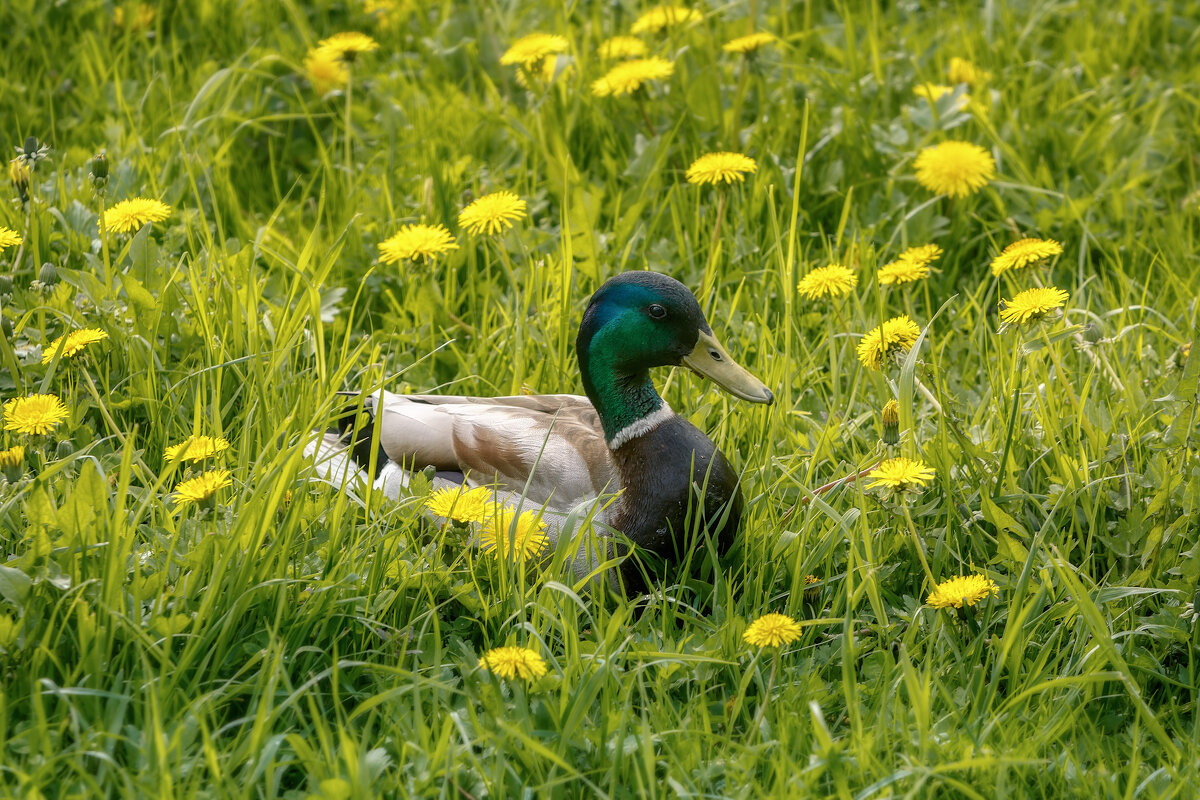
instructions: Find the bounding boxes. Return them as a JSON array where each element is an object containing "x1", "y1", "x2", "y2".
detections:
[{"x1": 1, "y1": 0, "x2": 1198, "y2": 796}]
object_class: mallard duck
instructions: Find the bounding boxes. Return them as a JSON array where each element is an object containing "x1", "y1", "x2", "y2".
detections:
[{"x1": 309, "y1": 271, "x2": 773, "y2": 593}]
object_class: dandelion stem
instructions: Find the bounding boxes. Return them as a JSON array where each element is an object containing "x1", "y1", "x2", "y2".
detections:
[
  {"x1": 344, "y1": 65, "x2": 354, "y2": 180},
  {"x1": 98, "y1": 194, "x2": 112, "y2": 294},
  {"x1": 635, "y1": 94, "x2": 657, "y2": 138},
  {"x1": 902, "y1": 504, "x2": 936, "y2": 589},
  {"x1": 700, "y1": 190, "x2": 728, "y2": 313}
]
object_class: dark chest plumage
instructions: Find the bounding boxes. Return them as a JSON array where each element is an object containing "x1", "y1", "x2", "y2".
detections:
[{"x1": 608, "y1": 415, "x2": 743, "y2": 591}]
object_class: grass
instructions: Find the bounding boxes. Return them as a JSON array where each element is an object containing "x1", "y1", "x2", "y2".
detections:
[{"x1": 1, "y1": 0, "x2": 1199, "y2": 796}]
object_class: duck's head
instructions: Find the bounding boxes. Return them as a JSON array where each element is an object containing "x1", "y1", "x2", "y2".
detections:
[{"x1": 576, "y1": 272, "x2": 774, "y2": 410}]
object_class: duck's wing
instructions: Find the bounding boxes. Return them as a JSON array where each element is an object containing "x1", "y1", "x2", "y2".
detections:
[{"x1": 351, "y1": 389, "x2": 617, "y2": 507}]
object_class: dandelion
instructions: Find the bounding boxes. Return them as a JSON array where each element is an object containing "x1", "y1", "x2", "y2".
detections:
[
  {"x1": 3, "y1": 394, "x2": 69, "y2": 436},
  {"x1": 914, "y1": 83, "x2": 969, "y2": 111},
  {"x1": 723, "y1": 32, "x2": 775, "y2": 55},
  {"x1": 478, "y1": 645, "x2": 548, "y2": 680},
  {"x1": 591, "y1": 57, "x2": 675, "y2": 97},
  {"x1": 479, "y1": 507, "x2": 549, "y2": 559},
  {"x1": 631, "y1": 5, "x2": 702, "y2": 34},
  {"x1": 856, "y1": 315, "x2": 922, "y2": 369},
  {"x1": 9, "y1": 159, "x2": 30, "y2": 202},
  {"x1": 101, "y1": 198, "x2": 172, "y2": 234},
  {"x1": 173, "y1": 469, "x2": 233, "y2": 509},
  {"x1": 113, "y1": 3, "x2": 155, "y2": 30},
  {"x1": 880, "y1": 399, "x2": 900, "y2": 446},
  {"x1": 878, "y1": 244, "x2": 942, "y2": 285},
  {"x1": 866, "y1": 456, "x2": 936, "y2": 492},
  {"x1": 803, "y1": 574, "x2": 821, "y2": 605},
  {"x1": 913, "y1": 141, "x2": 995, "y2": 198},
  {"x1": 926, "y1": 574, "x2": 998, "y2": 609},
  {"x1": 377, "y1": 223, "x2": 459, "y2": 264},
  {"x1": 742, "y1": 612, "x2": 802, "y2": 648},
  {"x1": 999, "y1": 287, "x2": 1069, "y2": 328},
  {"x1": 913, "y1": 83, "x2": 953, "y2": 102},
  {"x1": 0, "y1": 445, "x2": 23, "y2": 469},
  {"x1": 500, "y1": 33, "x2": 569, "y2": 69},
  {"x1": 989, "y1": 237, "x2": 1063, "y2": 277},
  {"x1": 0, "y1": 227, "x2": 21, "y2": 250},
  {"x1": 425, "y1": 485, "x2": 494, "y2": 523},
  {"x1": 316, "y1": 32, "x2": 379, "y2": 62},
  {"x1": 164, "y1": 435, "x2": 232, "y2": 463},
  {"x1": 685, "y1": 152, "x2": 758, "y2": 185},
  {"x1": 41, "y1": 328, "x2": 109, "y2": 365},
  {"x1": 304, "y1": 47, "x2": 349, "y2": 94},
  {"x1": 797, "y1": 264, "x2": 858, "y2": 300},
  {"x1": 598, "y1": 36, "x2": 648, "y2": 60},
  {"x1": 364, "y1": 0, "x2": 405, "y2": 29},
  {"x1": 458, "y1": 191, "x2": 527, "y2": 235},
  {"x1": 948, "y1": 57, "x2": 990, "y2": 86}
]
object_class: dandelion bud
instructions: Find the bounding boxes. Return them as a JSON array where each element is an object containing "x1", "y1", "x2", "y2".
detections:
[
  {"x1": 9, "y1": 158, "x2": 29, "y2": 203},
  {"x1": 38, "y1": 262, "x2": 58, "y2": 285},
  {"x1": 89, "y1": 151, "x2": 109, "y2": 192},
  {"x1": 1, "y1": 317, "x2": 11, "y2": 339},
  {"x1": 22, "y1": 136, "x2": 38, "y2": 159},
  {"x1": 881, "y1": 399, "x2": 900, "y2": 446},
  {"x1": 803, "y1": 574, "x2": 821, "y2": 605},
  {"x1": 56, "y1": 439, "x2": 75, "y2": 459},
  {"x1": 0, "y1": 273, "x2": 12, "y2": 294}
]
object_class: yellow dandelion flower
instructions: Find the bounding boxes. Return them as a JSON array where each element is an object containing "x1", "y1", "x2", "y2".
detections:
[
  {"x1": 598, "y1": 35, "x2": 648, "y2": 60},
  {"x1": 364, "y1": 0, "x2": 405, "y2": 30},
  {"x1": 101, "y1": 198, "x2": 172, "y2": 234},
  {"x1": 591, "y1": 57, "x2": 674, "y2": 97},
  {"x1": 479, "y1": 507, "x2": 549, "y2": 560},
  {"x1": 478, "y1": 645, "x2": 548, "y2": 680},
  {"x1": 998, "y1": 287, "x2": 1069, "y2": 328},
  {"x1": 3, "y1": 394, "x2": 69, "y2": 436},
  {"x1": 458, "y1": 191, "x2": 527, "y2": 236},
  {"x1": 164, "y1": 435, "x2": 232, "y2": 463},
  {"x1": 866, "y1": 456, "x2": 936, "y2": 492},
  {"x1": 0, "y1": 445, "x2": 24, "y2": 469},
  {"x1": 303, "y1": 47, "x2": 349, "y2": 94},
  {"x1": 913, "y1": 141, "x2": 996, "y2": 198},
  {"x1": 425, "y1": 485, "x2": 494, "y2": 523},
  {"x1": 797, "y1": 264, "x2": 858, "y2": 300},
  {"x1": 173, "y1": 469, "x2": 232, "y2": 509},
  {"x1": 989, "y1": 237, "x2": 1063, "y2": 277},
  {"x1": 723, "y1": 32, "x2": 775, "y2": 54},
  {"x1": 878, "y1": 244, "x2": 942, "y2": 285},
  {"x1": 501, "y1": 33, "x2": 569, "y2": 69},
  {"x1": 113, "y1": 3, "x2": 156, "y2": 31},
  {"x1": 926, "y1": 574, "x2": 998, "y2": 609},
  {"x1": 378, "y1": 223, "x2": 459, "y2": 264},
  {"x1": 631, "y1": 5, "x2": 702, "y2": 34},
  {"x1": 877, "y1": 259, "x2": 929, "y2": 285},
  {"x1": 316, "y1": 32, "x2": 379, "y2": 62},
  {"x1": 948, "y1": 57, "x2": 991, "y2": 86},
  {"x1": 914, "y1": 83, "x2": 969, "y2": 111},
  {"x1": 856, "y1": 315, "x2": 922, "y2": 369},
  {"x1": 41, "y1": 328, "x2": 109, "y2": 365},
  {"x1": 914, "y1": 83, "x2": 953, "y2": 102},
  {"x1": 0, "y1": 227, "x2": 21, "y2": 249},
  {"x1": 742, "y1": 612, "x2": 802, "y2": 648},
  {"x1": 685, "y1": 152, "x2": 758, "y2": 185}
]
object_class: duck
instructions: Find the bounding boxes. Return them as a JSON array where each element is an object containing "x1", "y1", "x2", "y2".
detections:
[{"x1": 307, "y1": 271, "x2": 774, "y2": 594}]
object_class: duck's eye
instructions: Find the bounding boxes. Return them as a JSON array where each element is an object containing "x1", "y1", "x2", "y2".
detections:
[{"x1": 648, "y1": 303, "x2": 667, "y2": 319}]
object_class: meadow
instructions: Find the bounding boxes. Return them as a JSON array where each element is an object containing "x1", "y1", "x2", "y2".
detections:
[{"x1": 1, "y1": 0, "x2": 1199, "y2": 796}]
